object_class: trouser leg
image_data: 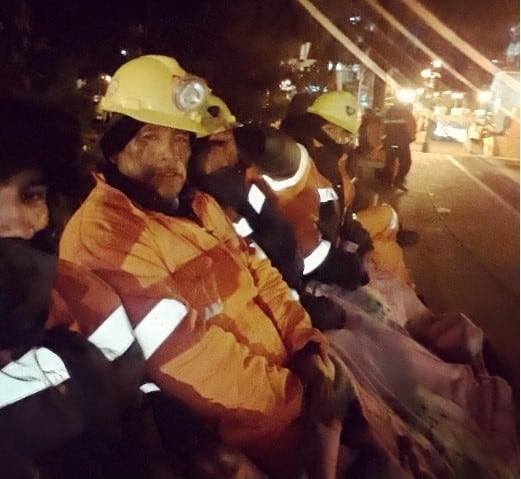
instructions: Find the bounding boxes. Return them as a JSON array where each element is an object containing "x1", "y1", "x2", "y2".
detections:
[
  {"x1": 395, "y1": 146, "x2": 411, "y2": 184},
  {"x1": 383, "y1": 147, "x2": 396, "y2": 184}
]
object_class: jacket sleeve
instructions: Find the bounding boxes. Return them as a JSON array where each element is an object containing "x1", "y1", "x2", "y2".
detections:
[{"x1": 244, "y1": 240, "x2": 330, "y2": 361}]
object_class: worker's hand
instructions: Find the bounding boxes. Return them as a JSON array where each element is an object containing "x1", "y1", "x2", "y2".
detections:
[
  {"x1": 338, "y1": 218, "x2": 374, "y2": 257},
  {"x1": 318, "y1": 353, "x2": 355, "y2": 423},
  {"x1": 195, "y1": 166, "x2": 249, "y2": 210},
  {"x1": 288, "y1": 345, "x2": 353, "y2": 423},
  {"x1": 308, "y1": 247, "x2": 369, "y2": 291},
  {"x1": 300, "y1": 293, "x2": 346, "y2": 331}
]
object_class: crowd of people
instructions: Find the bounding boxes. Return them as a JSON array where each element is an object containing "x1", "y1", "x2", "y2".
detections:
[{"x1": 0, "y1": 54, "x2": 518, "y2": 479}]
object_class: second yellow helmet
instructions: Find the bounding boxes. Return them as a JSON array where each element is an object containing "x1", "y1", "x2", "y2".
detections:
[{"x1": 307, "y1": 91, "x2": 359, "y2": 134}]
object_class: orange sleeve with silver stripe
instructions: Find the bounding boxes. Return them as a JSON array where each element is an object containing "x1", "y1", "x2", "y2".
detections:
[{"x1": 47, "y1": 260, "x2": 135, "y2": 362}]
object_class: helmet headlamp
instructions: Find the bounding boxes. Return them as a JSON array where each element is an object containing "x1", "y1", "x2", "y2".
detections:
[{"x1": 172, "y1": 76, "x2": 209, "y2": 112}]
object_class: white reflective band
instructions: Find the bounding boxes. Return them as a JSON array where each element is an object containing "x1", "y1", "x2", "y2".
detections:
[
  {"x1": 88, "y1": 304, "x2": 135, "y2": 361},
  {"x1": 303, "y1": 240, "x2": 332, "y2": 275},
  {"x1": 317, "y1": 187, "x2": 338, "y2": 203},
  {"x1": 389, "y1": 208, "x2": 399, "y2": 231},
  {"x1": 250, "y1": 241, "x2": 267, "y2": 260},
  {"x1": 140, "y1": 382, "x2": 160, "y2": 394},
  {"x1": 0, "y1": 348, "x2": 70, "y2": 409},
  {"x1": 262, "y1": 144, "x2": 309, "y2": 192},
  {"x1": 342, "y1": 241, "x2": 359, "y2": 253},
  {"x1": 247, "y1": 184, "x2": 266, "y2": 214},
  {"x1": 204, "y1": 300, "x2": 223, "y2": 320},
  {"x1": 289, "y1": 289, "x2": 300, "y2": 301},
  {"x1": 134, "y1": 299, "x2": 187, "y2": 360},
  {"x1": 233, "y1": 217, "x2": 254, "y2": 237}
]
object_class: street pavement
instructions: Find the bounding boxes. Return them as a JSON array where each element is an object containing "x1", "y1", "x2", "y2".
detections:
[{"x1": 361, "y1": 139, "x2": 520, "y2": 395}]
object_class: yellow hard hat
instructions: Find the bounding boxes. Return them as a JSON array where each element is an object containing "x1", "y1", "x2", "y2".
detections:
[
  {"x1": 307, "y1": 91, "x2": 359, "y2": 134},
  {"x1": 100, "y1": 55, "x2": 210, "y2": 135},
  {"x1": 198, "y1": 94, "x2": 242, "y2": 138}
]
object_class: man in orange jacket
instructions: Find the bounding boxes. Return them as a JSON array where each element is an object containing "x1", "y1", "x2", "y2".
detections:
[{"x1": 59, "y1": 55, "x2": 350, "y2": 479}]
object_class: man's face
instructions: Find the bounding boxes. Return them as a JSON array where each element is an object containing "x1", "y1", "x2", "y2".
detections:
[
  {"x1": 114, "y1": 124, "x2": 191, "y2": 200},
  {"x1": 0, "y1": 168, "x2": 49, "y2": 240},
  {"x1": 191, "y1": 129, "x2": 238, "y2": 176}
]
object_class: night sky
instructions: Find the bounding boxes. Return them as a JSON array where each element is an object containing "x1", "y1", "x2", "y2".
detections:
[
  {"x1": 1, "y1": 0, "x2": 518, "y2": 117},
  {"x1": 29, "y1": 0, "x2": 518, "y2": 55}
]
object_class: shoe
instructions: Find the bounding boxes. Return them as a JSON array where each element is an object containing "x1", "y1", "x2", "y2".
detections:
[{"x1": 394, "y1": 182, "x2": 408, "y2": 191}]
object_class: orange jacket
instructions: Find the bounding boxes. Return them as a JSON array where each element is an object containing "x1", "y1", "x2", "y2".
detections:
[
  {"x1": 59, "y1": 175, "x2": 330, "y2": 458},
  {"x1": 247, "y1": 145, "x2": 339, "y2": 275},
  {"x1": 248, "y1": 144, "x2": 413, "y2": 286}
]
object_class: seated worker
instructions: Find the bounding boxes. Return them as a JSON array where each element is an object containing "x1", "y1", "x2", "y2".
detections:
[
  {"x1": 59, "y1": 55, "x2": 350, "y2": 479},
  {"x1": 280, "y1": 91, "x2": 415, "y2": 287},
  {"x1": 192, "y1": 103, "x2": 519, "y2": 479},
  {"x1": 189, "y1": 95, "x2": 350, "y2": 331},
  {"x1": 0, "y1": 99, "x2": 147, "y2": 479}
]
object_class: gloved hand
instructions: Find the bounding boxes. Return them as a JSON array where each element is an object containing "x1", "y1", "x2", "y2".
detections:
[
  {"x1": 338, "y1": 218, "x2": 373, "y2": 257},
  {"x1": 288, "y1": 345, "x2": 353, "y2": 423},
  {"x1": 194, "y1": 166, "x2": 249, "y2": 210},
  {"x1": 308, "y1": 247, "x2": 369, "y2": 291},
  {"x1": 300, "y1": 293, "x2": 346, "y2": 331}
]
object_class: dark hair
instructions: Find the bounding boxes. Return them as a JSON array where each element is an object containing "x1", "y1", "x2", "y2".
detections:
[
  {"x1": 99, "y1": 114, "x2": 144, "y2": 161},
  {"x1": 0, "y1": 99, "x2": 85, "y2": 252},
  {"x1": 0, "y1": 98, "x2": 82, "y2": 195}
]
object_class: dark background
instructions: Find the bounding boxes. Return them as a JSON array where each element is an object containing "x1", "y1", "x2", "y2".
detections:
[{"x1": 1, "y1": 0, "x2": 518, "y2": 122}]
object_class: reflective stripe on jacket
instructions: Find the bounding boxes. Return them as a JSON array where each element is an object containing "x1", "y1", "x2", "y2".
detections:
[
  {"x1": 48, "y1": 259, "x2": 136, "y2": 362},
  {"x1": 0, "y1": 348, "x2": 70, "y2": 409},
  {"x1": 247, "y1": 144, "x2": 337, "y2": 275},
  {"x1": 0, "y1": 259, "x2": 139, "y2": 409},
  {"x1": 59, "y1": 175, "x2": 329, "y2": 451}
]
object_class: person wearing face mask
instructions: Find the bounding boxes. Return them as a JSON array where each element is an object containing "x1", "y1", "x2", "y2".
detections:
[
  {"x1": 0, "y1": 99, "x2": 151, "y2": 479},
  {"x1": 189, "y1": 95, "x2": 351, "y2": 332}
]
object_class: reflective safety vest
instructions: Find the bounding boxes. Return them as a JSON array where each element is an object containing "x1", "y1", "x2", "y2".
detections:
[
  {"x1": 59, "y1": 175, "x2": 330, "y2": 463},
  {"x1": 247, "y1": 144, "x2": 339, "y2": 276},
  {"x1": 0, "y1": 259, "x2": 138, "y2": 409}
]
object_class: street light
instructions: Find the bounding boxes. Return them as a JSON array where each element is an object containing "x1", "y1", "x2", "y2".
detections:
[
  {"x1": 477, "y1": 90, "x2": 492, "y2": 104},
  {"x1": 396, "y1": 88, "x2": 416, "y2": 104},
  {"x1": 421, "y1": 68, "x2": 432, "y2": 79}
]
